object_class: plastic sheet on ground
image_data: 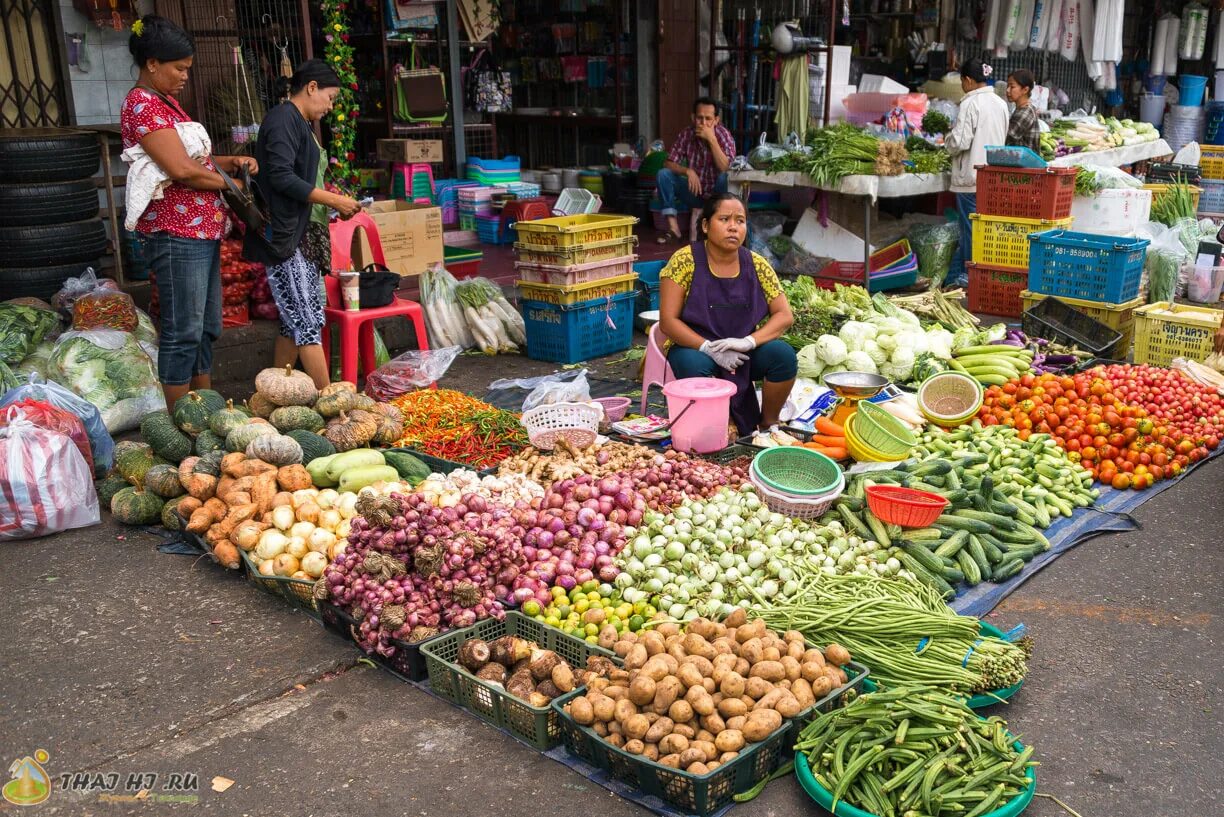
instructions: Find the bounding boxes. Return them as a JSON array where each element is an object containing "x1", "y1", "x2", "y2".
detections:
[{"x1": 950, "y1": 442, "x2": 1224, "y2": 618}]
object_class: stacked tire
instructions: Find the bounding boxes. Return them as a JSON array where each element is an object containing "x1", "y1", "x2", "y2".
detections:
[{"x1": 0, "y1": 129, "x2": 109, "y2": 300}]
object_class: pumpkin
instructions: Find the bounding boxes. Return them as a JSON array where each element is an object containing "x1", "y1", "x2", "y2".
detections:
[
  {"x1": 270, "y1": 405, "x2": 325, "y2": 433},
  {"x1": 111, "y1": 485, "x2": 165, "y2": 526},
  {"x1": 319, "y1": 381, "x2": 357, "y2": 398},
  {"x1": 173, "y1": 390, "x2": 225, "y2": 435},
  {"x1": 255, "y1": 364, "x2": 318, "y2": 407},
  {"x1": 322, "y1": 409, "x2": 379, "y2": 452},
  {"x1": 371, "y1": 416, "x2": 401, "y2": 446},
  {"x1": 276, "y1": 464, "x2": 313, "y2": 492},
  {"x1": 115, "y1": 443, "x2": 156, "y2": 486},
  {"x1": 193, "y1": 451, "x2": 224, "y2": 478},
  {"x1": 371, "y1": 402, "x2": 404, "y2": 426},
  {"x1": 141, "y1": 411, "x2": 192, "y2": 463},
  {"x1": 351, "y1": 394, "x2": 377, "y2": 412},
  {"x1": 226, "y1": 421, "x2": 278, "y2": 453},
  {"x1": 314, "y1": 389, "x2": 357, "y2": 418},
  {"x1": 114, "y1": 439, "x2": 148, "y2": 460},
  {"x1": 161, "y1": 496, "x2": 190, "y2": 530},
  {"x1": 246, "y1": 392, "x2": 277, "y2": 418},
  {"x1": 145, "y1": 464, "x2": 185, "y2": 498},
  {"x1": 286, "y1": 429, "x2": 335, "y2": 462},
  {"x1": 95, "y1": 474, "x2": 130, "y2": 507},
  {"x1": 210, "y1": 399, "x2": 251, "y2": 438},
  {"x1": 246, "y1": 433, "x2": 304, "y2": 466},
  {"x1": 194, "y1": 429, "x2": 225, "y2": 456}
]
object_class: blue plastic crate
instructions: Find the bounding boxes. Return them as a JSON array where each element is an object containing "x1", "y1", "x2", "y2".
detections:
[
  {"x1": 475, "y1": 215, "x2": 516, "y2": 245},
  {"x1": 633, "y1": 260, "x2": 666, "y2": 287},
  {"x1": 1027, "y1": 230, "x2": 1149, "y2": 303},
  {"x1": 468, "y1": 155, "x2": 522, "y2": 172},
  {"x1": 985, "y1": 145, "x2": 1047, "y2": 168},
  {"x1": 521, "y1": 291, "x2": 635, "y2": 364},
  {"x1": 1199, "y1": 179, "x2": 1224, "y2": 214}
]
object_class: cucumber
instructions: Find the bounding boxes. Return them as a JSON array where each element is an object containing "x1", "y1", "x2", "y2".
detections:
[
  {"x1": 896, "y1": 550, "x2": 955, "y2": 598},
  {"x1": 912, "y1": 460, "x2": 952, "y2": 477},
  {"x1": 934, "y1": 530, "x2": 970, "y2": 559},
  {"x1": 933, "y1": 514, "x2": 992, "y2": 534},
  {"x1": 989, "y1": 499, "x2": 1019, "y2": 517},
  {"x1": 902, "y1": 542, "x2": 949, "y2": 576},
  {"x1": 953, "y1": 508, "x2": 1018, "y2": 531},
  {"x1": 992, "y1": 558, "x2": 1025, "y2": 581},
  {"x1": 967, "y1": 535, "x2": 992, "y2": 577},
  {"x1": 864, "y1": 510, "x2": 892, "y2": 546},
  {"x1": 977, "y1": 534, "x2": 1005, "y2": 564},
  {"x1": 956, "y1": 550, "x2": 981, "y2": 585},
  {"x1": 381, "y1": 449, "x2": 432, "y2": 484},
  {"x1": 906, "y1": 527, "x2": 944, "y2": 542},
  {"x1": 837, "y1": 495, "x2": 865, "y2": 513},
  {"x1": 838, "y1": 504, "x2": 874, "y2": 540},
  {"x1": 324, "y1": 448, "x2": 385, "y2": 481}
]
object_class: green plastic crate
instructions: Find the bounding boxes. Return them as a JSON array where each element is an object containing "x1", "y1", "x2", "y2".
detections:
[
  {"x1": 783, "y1": 659, "x2": 871, "y2": 747},
  {"x1": 238, "y1": 549, "x2": 320, "y2": 621},
  {"x1": 394, "y1": 447, "x2": 497, "y2": 477},
  {"x1": 421, "y1": 612, "x2": 617, "y2": 750}
]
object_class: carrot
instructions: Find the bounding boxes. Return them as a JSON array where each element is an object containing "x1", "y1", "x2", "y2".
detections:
[
  {"x1": 811, "y1": 434, "x2": 847, "y2": 447},
  {"x1": 814, "y1": 417, "x2": 845, "y2": 437},
  {"x1": 814, "y1": 446, "x2": 848, "y2": 460}
]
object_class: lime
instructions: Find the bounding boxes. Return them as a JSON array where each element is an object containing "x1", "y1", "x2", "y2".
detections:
[
  {"x1": 582, "y1": 579, "x2": 599, "y2": 592},
  {"x1": 628, "y1": 614, "x2": 645, "y2": 631},
  {"x1": 522, "y1": 600, "x2": 542, "y2": 617},
  {"x1": 557, "y1": 604, "x2": 571, "y2": 618},
  {"x1": 552, "y1": 585, "x2": 567, "y2": 598},
  {"x1": 585, "y1": 622, "x2": 600, "y2": 636},
  {"x1": 574, "y1": 599, "x2": 590, "y2": 613},
  {"x1": 545, "y1": 615, "x2": 561, "y2": 628},
  {"x1": 586, "y1": 634, "x2": 599, "y2": 644}
]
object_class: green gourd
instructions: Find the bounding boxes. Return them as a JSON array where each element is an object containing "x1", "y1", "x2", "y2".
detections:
[
  {"x1": 192, "y1": 451, "x2": 224, "y2": 478},
  {"x1": 287, "y1": 429, "x2": 335, "y2": 463},
  {"x1": 313, "y1": 389, "x2": 357, "y2": 418},
  {"x1": 226, "y1": 421, "x2": 278, "y2": 453},
  {"x1": 270, "y1": 405, "x2": 325, "y2": 433},
  {"x1": 173, "y1": 390, "x2": 225, "y2": 435},
  {"x1": 111, "y1": 485, "x2": 165, "y2": 526},
  {"x1": 95, "y1": 474, "x2": 131, "y2": 507},
  {"x1": 141, "y1": 411, "x2": 193, "y2": 463},
  {"x1": 145, "y1": 464, "x2": 185, "y2": 498},
  {"x1": 115, "y1": 443, "x2": 156, "y2": 486},
  {"x1": 194, "y1": 429, "x2": 225, "y2": 456},
  {"x1": 381, "y1": 449, "x2": 431, "y2": 484},
  {"x1": 161, "y1": 496, "x2": 189, "y2": 530},
  {"x1": 210, "y1": 399, "x2": 250, "y2": 437},
  {"x1": 246, "y1": 433, "x2": 303, "y2": 466}
]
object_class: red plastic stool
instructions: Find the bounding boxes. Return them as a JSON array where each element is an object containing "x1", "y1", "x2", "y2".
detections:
[
  {"x1": 502, "y1": 197, "x2": 552, "y2": 223},
  {"x1": 324, "y1": 215, "x2": 430, "y2": 385}
]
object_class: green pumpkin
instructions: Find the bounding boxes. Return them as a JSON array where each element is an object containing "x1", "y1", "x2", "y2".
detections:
[
  {"x1": 145, "y1": 464, "x2": 185, "y2": 498},
  {"x1": 287, "y1": 429, "x2": 336, "y2": 463},
  {"x1": 194, "y1": 429, "x2": 225, "y2": 456},
  {"x1": 270, "y1": 405, "x2": 326, "y2": 434},
  {"x1": 141, "y1": 411, "x2": 193, "y2": 463},
  {"x1": 246, "y1": 433, "x2": 303, "y2": 466},
  {"x1": 95, "y1": 474, "x2": 131, "y2": 507},
  {"x1": 210, "y1": 399, "x2": 251, "y2": 438},
  {"x1": 113, "y1": 440, "x2": 148, "y2": 460},
  {"x1": 172, "y1": 390, "x2": 225, "y2": 435},
  {"x1": 115, "y1": 443, "x2": 156, "y2": 486},
  {"x1": 192, "y1": 451, "x2": 224, "y2": 477},
  {"x1": 161, "y1": 496, "x2": 189, "y2": 530},
  {"x1": 111, "y1": 486, "x2": 165, "y2": 526},
  {"x1": 351, "y1": 394, "x2": 377, "y2": 412},
  {"x1": 226, "y1": 421, "x2": 278, "y2": 453},
  {"x1": 314, "y1": 389, "x2": 357, "y2": 418}
]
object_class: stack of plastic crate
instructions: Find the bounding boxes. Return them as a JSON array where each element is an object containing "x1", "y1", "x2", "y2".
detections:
[{"x1": 458, "y1": 186, "x2": 497, "y2": 232}]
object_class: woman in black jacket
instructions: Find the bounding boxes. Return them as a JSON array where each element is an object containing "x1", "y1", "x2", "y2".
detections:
[{"x1": 245, "y1": 60, "x2": 360, "y2": 389}]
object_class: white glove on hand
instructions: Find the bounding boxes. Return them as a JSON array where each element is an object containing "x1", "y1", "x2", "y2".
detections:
[
  {"x1": 700, "y1": 340, "x2": 748, "y2": 371},
  {"x1": 708, "y1": 336, "x2": 757, "y2": 355}
]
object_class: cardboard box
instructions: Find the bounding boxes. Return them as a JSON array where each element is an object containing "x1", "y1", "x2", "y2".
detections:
[
  {"x1": 350, "y1": 201, "x2": 443, "y2": 277},
  {"x1": 376, "y1": 138, "x2": 444, "y2": 164}
]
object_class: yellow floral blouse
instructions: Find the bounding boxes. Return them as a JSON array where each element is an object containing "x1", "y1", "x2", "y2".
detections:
[{"x1": 660, "y1": 246, "x2": 784, "y2": 301}]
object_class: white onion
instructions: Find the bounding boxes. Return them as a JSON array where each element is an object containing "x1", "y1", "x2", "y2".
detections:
[
  {"x1": 270, "y1": 505, "x2": 295, "y2": 532},
  {"x1": 255, "y1": 529, "x2": 289, "y2": 561}
]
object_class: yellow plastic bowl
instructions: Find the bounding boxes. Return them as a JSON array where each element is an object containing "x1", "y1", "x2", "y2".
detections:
[{"x1": 845, "y1": 413, "x2": 908, "y2": 462}]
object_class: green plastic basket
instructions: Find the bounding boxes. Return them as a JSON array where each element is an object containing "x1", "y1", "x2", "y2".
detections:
[
  {"x1": 552, "y1": 689, "x2": 791, "y2": 816},
  {"x1": 795, "y1": 734, "x2": 1036, "y2": 817},
  {"x1": 751, "y1": 447, "x2": 843, "y2": 496},
  {"x1": 783, "y1": 659, "x2": 872, "y2": 747},
  {"x1": 853, "y1": 401, "x2": 918, "y2": 454},
  {"x1": 238, "y1": 549, "x2": 320, "y2": 621},
  {"x1": 421, "y1": 612, "x2": 617, "y2": 750}
]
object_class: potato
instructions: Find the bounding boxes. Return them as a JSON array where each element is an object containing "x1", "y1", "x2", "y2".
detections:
[
  {"x1": 683, "y1": 655, "x2": 714, "y2": 677},
  {"x1": 742, "y1": 709, "x2": 783, "y2": 742},
  {"x1": 656, "y1": 621, "x2": 681, "y2": 638},
  {"x1": 781, "y1": 656, "x2": 802, "y2": 683},
  {"x1": 753, "y1": 688, "x2": 785, "y2": 711},
  {"x1": 787, "y1": 640, "x2": 806, "y2": 661},
  {"x1": 659, "y1": 734, "x2": 689, "y2": 755},
  {"x1": 624, "y1": 739, "x2": 645, "y2": 755},
  {"x1": 569, "y1": 697, "x2": 594, "y2": 725},
  {"x1": 702, "y1": 678, "x2": 716, "y2": 694},
  {"x1": 604, "y1": 685, "x2": 627, "y2": 701},
  {"x1": 726, "y1": 715, "x2": 746, "y2": 732},
  {"x1": 824, "y1": 665, "x2": 845, "y2": 687},
  {"x1": 712, "y1": 637, "x2": 737, "y2": 656},
  {"x1": 800, "y1": 661, "x2": 827, "y2": 683},
  {"x1": 608, "y1": 721, "x2": 623, "y2": 736},
  {"x1": 739, "y1": 638, "x2": 764, "y2": 666},
  {"x1": 687, "y1": 762, "x2": 710, "y2": 775},
  {"x1": 706, "y1": 761, "x2": 720, "y2": 772},
  {"x1": 552, "y1": 664, "x2": 575, "y2": 693},
  {"x1": 593, "y1": 721, "x2": 609, "y2": 737},
  {"x1": 791, "y1": 678, "x2": 816, "y2": 709},
  {"x1": 672, "y1": 723, "x2": 696, "y2": 739},
  {"x1": 762, "y1": 646, "x2": 783, "y2": 663},
  {"x1": 775, "y1": 692, "x2": 803, "y2": 718},
  {"x1": 620, "y1": 630, "x2": 639, "y2": 643},
  {"x1": 745, "y1": 677, "x2": 774, "y2": 700},
  {"x1": 715, "y1": 730, "x2": 745, "y2": 753},
  {"x1": 613, "y1": 641, "x2": 633, "y2": 658},
  {"x1": 811, "y1": 675, "x2": 834, "y2": 698},
  {"x1": 692, "y1": 740, "x2": 719, "y2": 762},
  {"x1": 736, "y1": 618, "x2": 766, "y2": 643},
  {"x1": 659, "y1": 654, "x2": 680, "y2": 675},
  {"x1": 712, "y1": 653, "x2": 737, "y2": 676},
  {"x1": 624, "y1": 643, "x2": 648, "y2": 670},
  {"x1": 683, "y1": 632, "x2": 715, "y2": 660},
  {"x1": 652, "y1": 677, "x2": 683, "y2": 714},
  {"x1": 724, "y1": 607, "x2": 748, "y2": 628},
  {"x1": 734, "y1": 657, "x2": 751, "y2": 677},
  {"x1": 628, "y1": 676, "x2": 657, "y2": 706},
  {"x1": 686, "y1": 686, "x2": 715, "y2": 716},
  {"x1": 699, "y1": 712, "x2": 726, "y2": 734},
  {"x1": 678, "y1": 748, "x2": 706, "y2": 768},
  {"x1": 825, "y1": 643, "x2": 852, "y2": 667},
  {"x1": 720, "y1": 672, "x2": 746, "y2": 699},
  {"x1": 749, "y1": 661, "x2": 787, "y2": 683},
  {"x1": 677, "y1": 663, "x2": 704, "y2": 690},
  {"x1": 624, "y1": 715, "x2": 650, "y2": 740},
  {"x1": 644, "y1": 712, "x2": 661, "y2": 724},
  {"x1": 645, "y1": 716, "x2": 674, "y2": 743},
  {"x1": 608, "y1": 669, "x2": 631, "y2": 684},
  {"x1": 659, "y1": 753, "x2": 681, "y2": 768},
  {"x1": 669, "y1": 699, "x2": 695, "y2": 723},
  {"x1": 686, "y1": 617, "x2": 716, "y2": 640},
  {"x1": 802, "y1": 648, "x2": 826, "y2": 666},
  {"x1": 607, "y1": 733, "x2": 625, "y2": 748},
  {"x1": 643, "y1": 743, "x2": 659, "y2": 762},
  {"x1": 641, "y1": 656, "x2": 670, "y2": 682},
  {"x1": 667, "y1": 642, "x2": 688, "y2": 663},
  {"x1": 640, "y1": 630, "x2": 666, "y2": 656},
  {"x1": 717, "y1": 697, "x2": 748, "y2": 718},
  {"x1": 614, "y1": 698, "x2": 638, "y2": 723}
]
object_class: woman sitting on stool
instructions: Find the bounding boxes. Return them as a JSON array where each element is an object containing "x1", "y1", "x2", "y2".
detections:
[{"x1": 658, "y1": 193, "x2": 798, "y2": 436}]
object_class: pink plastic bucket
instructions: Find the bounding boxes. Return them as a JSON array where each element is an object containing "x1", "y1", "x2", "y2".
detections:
[{"x1": 662, "y1": 377, "x2": 737, "y2": 453}]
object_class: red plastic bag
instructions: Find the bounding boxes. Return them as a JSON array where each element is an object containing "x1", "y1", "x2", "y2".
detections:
[
  {"x1": 0, "y1": 406, "x2": 99, "y2": 540},
  {"x1": 0, "y1": 398, "x2": 94, "y2": 475}
]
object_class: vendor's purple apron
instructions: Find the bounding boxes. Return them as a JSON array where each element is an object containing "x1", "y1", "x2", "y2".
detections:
[{"x1": 680, "y1": 241, "x2": 770, "y2": 434}]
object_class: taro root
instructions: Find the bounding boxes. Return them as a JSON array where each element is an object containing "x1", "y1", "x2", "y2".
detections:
[
  {"x1": 476, "y1": 663, "x2": 508, "y2": 686},
  {"x1": 489, "y1": 635, "x2": 535, "y2": 667},
  {"x1": 506, "y1": 669, "x2": 536, "y2": 701},
  {"x1": 529, "y1": 650, "x2": 565, "y2": 682},
  {"x1": 458, "y1": 638, "x2": 491, "y2": 672}
]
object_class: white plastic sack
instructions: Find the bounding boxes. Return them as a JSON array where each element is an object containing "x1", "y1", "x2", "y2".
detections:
[
  {"x1": 50, "y1": 329, "x2": 164, "y2": 433},
  {"x1": 0, "y1": 408, "x2": 99, "y2": 540}
]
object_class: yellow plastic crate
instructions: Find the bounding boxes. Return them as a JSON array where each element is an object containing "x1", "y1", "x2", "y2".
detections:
[
  {"x1": 516, "y1": 272, "x2": 638, "y2": 306},
  {"x1": 512, "y1": 213, "x2": 638, "y2": 248},
  {"x1": 1019, "y1": 290, "x2": 1145, "y2": 358},
  {"x1": 1132, "y1": 301, "x2": 1223, "y2": 367},
  {"x1": 1198, "y1": 146, "x2": 1224, "y2": 180},
  {"x1": 514, "y1": 236, "x2": 638, "y2": 266},
  {"x1": 970, "y1": 214, "x2": 1072, "y2": 270},
  {"x1": 1141, "y1": 183, "x2": 1202, "y2": 214}
]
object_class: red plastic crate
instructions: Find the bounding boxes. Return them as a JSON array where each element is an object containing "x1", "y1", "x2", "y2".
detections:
[
  {"x1": 967, "y1": 262, "x2": 1029, "y2": 317},
  {"x1": 975, "y1": 165, "x2": 1078, "y2": 221}
]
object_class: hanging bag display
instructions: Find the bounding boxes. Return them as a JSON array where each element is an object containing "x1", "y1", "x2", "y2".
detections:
[
  {"x1": 394, "y1": 44, "x2": 448, "y2": 123},
  {"x1": 463, "y1": 49, "x2": 513, "y2": 113}
]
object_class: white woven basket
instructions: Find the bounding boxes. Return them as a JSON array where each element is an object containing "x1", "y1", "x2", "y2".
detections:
[
  {"x1": 749, "y1": 469, "x2": 845, "y2": 520},
  {"x1": 520, "y1": 402, "x2": 603, "y2": 450}
]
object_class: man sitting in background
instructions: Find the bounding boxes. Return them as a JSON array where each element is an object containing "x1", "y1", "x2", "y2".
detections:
[{"x1": 656, "y1": 97, "x2": 736, "y2": 243}]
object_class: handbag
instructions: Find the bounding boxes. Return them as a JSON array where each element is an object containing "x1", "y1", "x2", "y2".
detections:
[
  {"x1": 394, "y1": 45, "x2": 448, "y2": 123},
  {"x1": 463, "y1": 49, "x2": 513, "y2": 113},
  {"x1": 215, "y1": 163, "x2": 268, "y2": 235},
  {"x1": 357, "y1": 263, "x2": 400, "y2": 309}
]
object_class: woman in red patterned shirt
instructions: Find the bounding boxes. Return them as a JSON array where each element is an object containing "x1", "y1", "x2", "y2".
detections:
[{"x1": 121, "y1": 15, "x2": 258, "y2": 408}]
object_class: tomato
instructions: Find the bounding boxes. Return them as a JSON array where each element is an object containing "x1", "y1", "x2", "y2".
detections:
[
  {"x1": 1111, "y1": 473, "x2": 1132, "y2": 489},
  {"x1": 1176, "y1": 439, "x2": 1195, "y2": 455}
]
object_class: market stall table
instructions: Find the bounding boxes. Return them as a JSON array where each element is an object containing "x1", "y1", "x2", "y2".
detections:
[{"x1": 1047, "y1": 139, "x2": 1173, "y2": 169}]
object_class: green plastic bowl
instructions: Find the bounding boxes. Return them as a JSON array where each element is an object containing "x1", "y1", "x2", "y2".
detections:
[
  {"x1": 751, "y1": 447, "x2": 842, "y2": 496},
  {"x1": 859, "y1": 622, "x2": 1025, "y2": 709},
  {"x1": 795, "y1": 743, "x2": 1036, "y2": 817},
  {"x1": 853, "y1": 401, "x2": 918, "y2": 454}
]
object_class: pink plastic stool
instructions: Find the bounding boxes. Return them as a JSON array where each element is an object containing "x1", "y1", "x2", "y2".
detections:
[
  {"x1": 391, "y1": 162, "x2": 436, "y2": 203},
  {"x1": 324, "y1": 214, "x2": 430, "y2": 385},
  {"x1": 640, "y1": 322, "x2": 675, "y2": 415}
]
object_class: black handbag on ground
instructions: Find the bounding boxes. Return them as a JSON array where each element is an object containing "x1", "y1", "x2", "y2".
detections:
[{"x1": 358, "y1": 263, "x2": 400, "y2": 309}]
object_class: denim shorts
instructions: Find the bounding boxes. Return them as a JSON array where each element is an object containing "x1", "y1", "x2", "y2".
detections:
[{"x1": 143, "y1": 232, "x2": 222, "y2": 386}]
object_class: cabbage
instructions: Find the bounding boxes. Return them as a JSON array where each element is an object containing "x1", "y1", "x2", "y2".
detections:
[
  {"x1": 876, "y1": 332, "x2": 899, "y2": 353},
  {"x1": 895, "y1": 330, "x2": 929, "y2": 355},
  {"x1": 838, "y1": 321, "x2": 878, "y2": 352},
  {"x1": 952, "y1": 326, "x2": 977, "y2": 352},
  {"x1": 888, "y1": 347, "x2": 916, "y2": 381},
  {"x1": 870, "y1": 316, "x2": 905, "y2": 336},
  {"x1": 814, "y1": 334, "x2": 849, "y2": 366},
  {"x1": 50, "y1": 330, "x2": 164, "y2": 432},
  {"x1": 861, "y1": 339, "x2": 888, "y2": 367},
  {"x1": 844, "y1": 350, "x2": 878, "y2": 374},
  {"x1": 926, "y1": 328, "x2": 954, "y2": 360},
  {"x1": 797, "y1": 344, "x2": 826, "y2": 379}
]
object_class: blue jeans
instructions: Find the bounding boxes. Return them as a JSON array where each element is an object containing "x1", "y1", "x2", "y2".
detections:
[
  {"x1": 667, "y1": 339, "x2": 798, "y2": 382},
  {"x1": 656, "y1": 168, "x2": 729, "y2": 217},
  {"x1": 949, "y1": 192, "x2": 976, "y2": 288},
  {"x1": 144, "y1": 232, "x2": 222, "y2": 386}
]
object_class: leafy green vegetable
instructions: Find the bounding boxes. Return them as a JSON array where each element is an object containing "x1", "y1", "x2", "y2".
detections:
[
  {"x1": 0, "y1": 359, "x2": 18, "y2": 394},
  {"x1": 0, "y1": 303, "x2": 60, "y2": 365},
  {"x1": 921, "y1": 110, "x2": 951, "y2": 135},
  {"x1": 912, "y1": 352, "x2": 948, "y2": 381},
  {"x1": 1074, "y1": 167, "x2": 1102, "y2": 196}
]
